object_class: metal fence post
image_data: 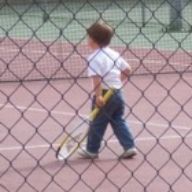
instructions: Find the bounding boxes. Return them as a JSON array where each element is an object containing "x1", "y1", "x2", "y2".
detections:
[
  {"x1": 168, "y1": 0, "x2": 183, "y2": 31},
  {"x1": 42, "y1": 0, "x2": 49, "y2": 22},
  {"x1": 141, "y1": 0, "x2": 146, "y2": 27}
]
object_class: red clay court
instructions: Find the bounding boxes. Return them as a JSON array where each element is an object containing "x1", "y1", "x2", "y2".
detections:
[{"x1": 1, "y1": 74, "x2": 192, "y2": 191}]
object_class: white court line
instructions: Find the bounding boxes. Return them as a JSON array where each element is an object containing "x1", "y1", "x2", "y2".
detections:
[
  {"x1": 0, "y1": 46, "x2": 190, "y2": 68},
  {"x1": 0, "y1": 134, "x2": 192, "y2": 152},
  {"x1": 127, "y1": 120, "x2": 191, "y2": 131},
  {"x1": 1, "y1": 103, "x2": 191, "y2": 131}
]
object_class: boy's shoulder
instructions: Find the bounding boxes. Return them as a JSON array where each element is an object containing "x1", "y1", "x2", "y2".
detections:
[
  {"x1": 87, "y1": 49, "x2": 100, "y2": 61},
  {"x1": 88, "y1": 47, "x2": 120, "y2": 62}
]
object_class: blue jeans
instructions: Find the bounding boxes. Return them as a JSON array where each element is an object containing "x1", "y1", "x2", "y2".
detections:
[{"x1": 87, "y1": 90, "x2": 135, "y2": 153}]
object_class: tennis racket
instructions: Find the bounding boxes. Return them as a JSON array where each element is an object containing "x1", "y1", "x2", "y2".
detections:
[{"x1": 56, "y1": 89, "x2": 114, "y2": 160}]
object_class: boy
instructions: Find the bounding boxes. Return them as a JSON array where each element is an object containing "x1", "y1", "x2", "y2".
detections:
[{"x1": 78, "y1": 21, "x2": 137, "y2": 159}]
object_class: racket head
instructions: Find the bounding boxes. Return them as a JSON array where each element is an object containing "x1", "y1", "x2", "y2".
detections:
[
  {"x1": 56, "y1": 125, "x2": 88, "y2": 160},
  {"x1": 56, "y1": 89, "x2": 114, "y2": 160}
]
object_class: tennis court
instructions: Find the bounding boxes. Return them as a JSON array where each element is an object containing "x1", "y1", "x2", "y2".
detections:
[
  {"x1": 0, "y1": 0, "x2": 192, "y2": 192},
  {"x1": 1, "y1": 74, "x2": 192, "y2": 191}
]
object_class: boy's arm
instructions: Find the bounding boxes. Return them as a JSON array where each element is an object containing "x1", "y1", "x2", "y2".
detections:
[
  {"x1": 121, "y1": 64, "x2": 132, "y2": 82},
  {"x1": 92, "y1": 75, "x2": 105, "y2": 108}
]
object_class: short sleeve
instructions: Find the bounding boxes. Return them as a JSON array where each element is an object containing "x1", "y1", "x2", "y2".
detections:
[{"x1": 118, "y1": 57, "x2": 129, "y2": 71}]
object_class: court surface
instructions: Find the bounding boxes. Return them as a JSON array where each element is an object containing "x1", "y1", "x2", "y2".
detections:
[{"x1": 0, "y1": 74, "x2": 192, "y2": 192}]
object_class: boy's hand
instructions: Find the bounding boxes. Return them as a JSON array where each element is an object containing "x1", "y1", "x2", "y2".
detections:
[{"x1": 96, "y1": 96, "x2": 105, "y2": 108}]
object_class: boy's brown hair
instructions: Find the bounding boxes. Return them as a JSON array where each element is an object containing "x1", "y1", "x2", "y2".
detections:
[{"x1": 87, "y1": 21, "x2": 113, "y2": 47}]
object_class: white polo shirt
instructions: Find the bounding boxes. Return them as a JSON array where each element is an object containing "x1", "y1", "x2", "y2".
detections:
[{"x1": 87, "y1": 47, "x2": 129, "y2": 89}]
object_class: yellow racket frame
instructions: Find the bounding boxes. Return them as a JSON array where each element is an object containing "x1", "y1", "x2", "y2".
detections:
[{"x1": 56, "y1": 89, "x2": 114, "y2": 160}]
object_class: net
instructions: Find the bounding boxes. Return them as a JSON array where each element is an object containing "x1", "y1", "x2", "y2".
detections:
[{"x1": 0, "y1": 0, "x2": 192, "y2": 82}]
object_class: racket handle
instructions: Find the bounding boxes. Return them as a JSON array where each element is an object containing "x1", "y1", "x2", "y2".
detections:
[{"x1": 89, "y1": 89, "x2": 114, "y2": 120}]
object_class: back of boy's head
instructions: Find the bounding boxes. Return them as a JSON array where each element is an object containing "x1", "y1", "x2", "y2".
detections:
[{"x1": 87, "y1": 21, "x2": 113, "y2": 47}]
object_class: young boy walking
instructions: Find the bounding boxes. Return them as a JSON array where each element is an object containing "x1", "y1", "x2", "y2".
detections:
[{"x1": 78, "y1": 21, "x2": 137, "y2": 159}]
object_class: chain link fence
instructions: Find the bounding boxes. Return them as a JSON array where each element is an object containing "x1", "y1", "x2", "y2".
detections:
[{"x1": 0, "y1": 0, "x2": 192, "y2": 191}]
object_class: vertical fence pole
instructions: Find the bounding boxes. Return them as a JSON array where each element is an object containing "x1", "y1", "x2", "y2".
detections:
[
  {"x1": 141, "y1": 0, "x2": 146, "y2": 27},
  {"x1": 43, "y1": 0, "x2": 49, "y2": 22},
  {"x1": 168, "y1": 0, "x2": 183, "y2": 31}
]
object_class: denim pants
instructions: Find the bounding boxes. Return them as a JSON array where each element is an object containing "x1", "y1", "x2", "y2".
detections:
[{"x1": 86, "y1": 90, "x2": 135, "y2": 153}]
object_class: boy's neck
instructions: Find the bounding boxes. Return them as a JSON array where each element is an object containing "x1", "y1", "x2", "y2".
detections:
[
  {"x1": 91, "y1": 45, "x2": 107, "y2": 51},
  {"x1": 91, "y1": 44, "x2": 99, "y2": 50}
]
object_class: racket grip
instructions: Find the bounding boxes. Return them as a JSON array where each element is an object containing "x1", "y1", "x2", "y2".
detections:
[{"x1": 89, "y1": 89, "x2": 114, "y2": 120}]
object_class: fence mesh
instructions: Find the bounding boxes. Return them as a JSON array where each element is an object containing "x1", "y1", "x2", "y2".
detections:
[{"x1": 0, "y1": 0, "x2": 192, "y2": 191}]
